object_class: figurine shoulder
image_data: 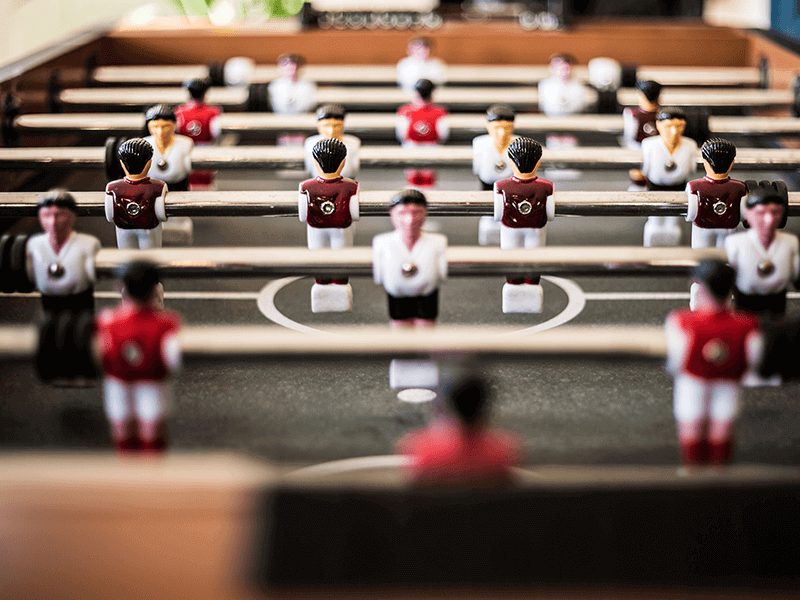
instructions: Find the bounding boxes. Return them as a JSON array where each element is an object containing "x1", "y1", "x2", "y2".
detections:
[{"x1": 422, "y1": 231, "x2": 448, "y2": 249}]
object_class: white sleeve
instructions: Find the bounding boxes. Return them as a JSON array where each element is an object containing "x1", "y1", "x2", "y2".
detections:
[
  {"x1": 298, "y1": 186, "x2": 308, "y2": 223},
  {"x1": 664, "y1": 313, "x2": 689, "y2": 376},
  {"x1": 209, "y1": 116, "x2": 221, "y2": 141},
  {"x1": 724, "y1": 235, "x2": 739, "y2": 270},
  {"x1": 162, "y1": 333, "x2": 182, "y2": 373},
  {"x1": 686, "y1": 182, "x2": 698, "y2": 223},
  {"x1": 155, "y1": 184, "x2": 168, "y2": 223},
  {"x1": 372, "y1": 237, "x2": 383, "y2": 285},
  {"x1": 25, "y1": 240, "x2": 34, "y2": 285},
  {"x1": 546, "y1": 192, "x2": 555, "y2": 222},
  {"x1": 792, "y1": 235, "x2": 800, "y2": 281},
  {"x1": 302, "y1": 83, "x2": 317, "y2": 113},
  {"x1": 181, "y1": 138, "x2": 193, "y2": 175},
  {"x1": 745, "y1": 329, "x2": 765, "y2": 373},
  {"x1": 436, "y1": 116, "x2": 450, "y2": 143},
  {"x1": 640, "y1": 142, "x2": 651, "y2": 178},
  {"x1": 349, "y1": 138, "x2": 361, "y2": 176},
  {"x1": 472, "y1": 138, "x2": 481, "y2": 175},
  {"x1": 350, "y1": 184, "x2": 360, "y2": 221},
  {"x1": 304, "y1": 138, "x2": 316, "y2": 176},
  {"x1": 622, "y1": 108, "x2": 635, "y2": 147},
  {"x1": 493, "y1": 186, "x2": 504, "y2": 222},
  {"x1": 438, "y1": 238, "x2": 448, "y2": 282},
  {"x1": 86, "y1": 237, "x2": 101, "y2": 284},
  {"x1": 396, "y1": 116, "x2": 409, "y2": 144},
  {"x1": 104, "y1": 190, "x2": 114, "y2": 222}
]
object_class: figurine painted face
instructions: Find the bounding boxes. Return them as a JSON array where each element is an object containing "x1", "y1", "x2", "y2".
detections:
[
  {"x1": 550, "y1": 57, "x2": 571, "y2": 82},
  {"x1": 279, "y1": 58, "x2": 299, "y2": 80},
  {"x1": 391, "y1": 202, "x2": 427, "y2": 243},
  {"x1": 148, "y1": 118, "x2": 176, "y2": 146},
  {"x1": 318, "y1": 117, "x2": 344, "y2": 140},
  {"x1": 656, "y1": 118, "x2": 686, "y2": 147},
  {"x1": 746, "y1": 202, "x2": 784, "y2": 246},
  {"x1": 487, "y1": 119, "x2": 514, "y2": 150},
  {"x1": 38, "y1": 204, "x2": 76, "y2": 241},
  {"x1": 408, "y1": 40, "x2": 430, "y2": 61}
]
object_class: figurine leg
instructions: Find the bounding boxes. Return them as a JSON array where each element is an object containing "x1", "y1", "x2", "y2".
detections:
[
  {"x1": 161, "y1": 217, "x2": 193, "y2": 246},
  {"x1": 707, "y1": 383, "x2": 740, "y2": 466},
  {"x1": 389, "y1": 359, "x2": 439, "y2": 389},
  {"x1": 137, "y1": 225, "x2": 163, "y2": 250},
  {"x1": 135, "y1": 381, "x2": 169, "y2": 452},
  {"x1": 309, "y1": 227, "x2": 353, "y2": 312},
  {"x1": 115, "y1": 228, "x2": 140, "y2": 250},
  {"x1": 689, "y1": 282, "x2": 699, "y2": 311},
  {"x1": 644, "y1": 216, "x2": 681, "y2": 247},
  {"x1": 501, "y1": 226, "x2": 544, "y2": 313},
  {"x1": 690, "y1": 224, "x2": 715, "y2": 250},
  {"x1": 103, "y1": 377, "x2": 137, "y2": 451},
  {"x1": 478, "y1": 216, "x2": 501, "y2": 246},
  {"x1": 673, "y1": 375, "x2": 710, "y2": 466}
]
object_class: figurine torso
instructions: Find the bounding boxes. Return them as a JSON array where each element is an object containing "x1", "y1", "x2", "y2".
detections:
[
  {"x1": 725, "y1": 229, "x2": 800, "y2": 295},
  {"x1": 641, "y1": 135, "x2": 698, "y2": 188},
  {"x1": 538, "y1": 77, "x2": 589, "y2": 118},
  {"x1": 97, "y1": 304, "x2": 181, "y2": 382},
  {"x1": 267, "y1": 77, "x2": 317, "y2": 114},
  {"x1": 397, "y1": 103, "x2": 448, "y2": 145},
  {"x1": 670, "y1": 308, "x2": 758, "y2": 381},
  {"x1": 300, "y1": 176, "x2": 359, "y2": 229},
  {"x1": 397, "y1": 56, "x2": 446, "y2": 93},
  {"x1": 472, "y1": 134, "x2": 517, "y2": 185},
  {"x1": 143, "y1": 134, "x2": 193, "y2": 185},
  {"x1": 688, "y1": 176, "x2": 746, "y2": 229},
  {"x1": 496, "y1": 176, "x2": 554, "y2": 228},
  {"x1": 175, "y1": 102, "x2": 221, "y2": 144},
  {"x1": 27, "y1": 231, "x2": 100, "y2": 296},
  {"x1": 106, "y1": 177, "x2": 167, "y2": 229},
  {"x1": 372, "y1": 230, "x2": 447, "y2": 297},
  {"x1": 304, "y1": 134, "x2": 361, "y2": 179}
]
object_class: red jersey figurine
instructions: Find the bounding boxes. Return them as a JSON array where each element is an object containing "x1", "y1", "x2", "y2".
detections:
[
  {"x1": 396, "y1": 78, "x2": 449, "y2": 188},
  {"x1": 665, "y1": 259, "x2": 762, "y2": 468},
  {"x1": 176, "y1": 78, "x2": 221, "y2": 189},
  {"x1": 397, "y1": 374, "x2": 522, "y2": 488},
  {"x1": 96, "y1": 261, "x2": 181, "y2": 452}
]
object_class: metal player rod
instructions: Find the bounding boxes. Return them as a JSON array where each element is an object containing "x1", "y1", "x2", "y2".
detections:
[
  {"x1": 91, "y1": 63, "x2": 763, "y2": 87},
  {"x1": 56, "y1": 86, "x2": 793, "y2": 110},
  {"x1": 2, "y1": 191, "x2": 799, "y2": 219},
  {"x1": 16, "y1": 113, "x2": 800, "y2": 137},
  {"x1": 81, "y1": 246, "x2": 725, "y2": 279},
  {"x1": 0, "y1": 324, "x2": 667, "y2": 360},
  {"x1": 2, "y1": 145, "x2": 800, "y2": 171}
]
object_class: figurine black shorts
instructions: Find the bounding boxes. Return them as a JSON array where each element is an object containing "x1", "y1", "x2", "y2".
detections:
[{"x1": 387, "y1": 290, "x2": 439, "y2": 321}]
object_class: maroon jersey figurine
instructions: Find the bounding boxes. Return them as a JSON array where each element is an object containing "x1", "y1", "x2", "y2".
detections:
[
  {"x1": 493, "y1": 137, "x2": 554, "y2": 313},
  {"x1": 298, "y1": 137, "x2": 360, "y2": 312},
  {"x1": 622, "y1": 80, "x2": 662, "y2": 150},
  {"x1": 176, "y1": 78, "x2": 221, "y2": 189},
  {"x1": 665, "y1": 260, "x2": 762, "y2": 468},
  {"x1": 396, "y1": 78, "x2": 449, "y2": 188},
  {"x1": 104, "y1": 138, "x2": 168, "y2": 250},
  {"x1": 96, "y1": 261, "x2": 181, "y2": 453}
]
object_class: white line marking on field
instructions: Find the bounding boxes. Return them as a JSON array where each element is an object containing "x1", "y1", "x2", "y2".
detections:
[
  {"x1": 583, "y1": 292, "x2": 690, "y2": 301},
  {"x1": 2, "y1": 291, "x2": 262, "y2": 300},
  {"x1": 501, "y1": 276, "x2": 587, "y2": 337},
  {"x1": 257, "y1": 276, "x2": 327, "y2": 334}
]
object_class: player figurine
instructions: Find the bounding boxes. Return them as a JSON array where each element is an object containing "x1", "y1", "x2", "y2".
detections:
[
  {"x1": 299, "y1": 137, "x2": 360, "y2": 312},
  {"x1": 538, "y1": 53, "x2": 590, "y2": 118},
  {"x1": 396, "y1": 78, "x2": 449, "y2": 189},
  {"x1": 622, "y1": 80, "x2": 662, "y2": 151},
  {"x1": 474, "y1": 105, "x2": 517, "y2": 246},
  {"x1": 105, "y1": 138, "x2": 168, "y2": 250},
  {"x1": 725, "y1": 185, "x2": 798, "y2": 322},
  {"x1": 95, "y1": 261, "x2": 181, "y2": 453},
  {"x1": 303, "y1": 104, "x2": 361, "y2": 180},
  {"x1": 631, "y1": 107, "x2": 698, "y2": 246},
  {"x1": 396, "y1": 36, "x2": 446, "y2": 94},
  {"x1": 665, "y1": 259, "x2": 762, "y2": 468},
  {"x1": 396, "y1": 373, "x2": 523, "y2": 488},
  {"x1": 494, "y1": 138, "x2": 554, "y2": 313},
  {"x1": 268, "y1": 53, "x2": 317, "y2": 115},
  {"x1": 373, "y1": 189, "x2": 447, "y2": 390},
  {"x1": 144, "y1": 104, "x2": 193, "y2": 192},
  {"x1": 27, "y1": 189, "x2": 101, "y2": 316},
  {"x1": 176, "y1": 78, "x2": 221, "y2": 190}
]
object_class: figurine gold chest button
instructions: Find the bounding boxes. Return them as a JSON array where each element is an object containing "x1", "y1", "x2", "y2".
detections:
[
  {"x1": 187, "y1": 121, "x2": 201, "y2": 135},
  {"x1": 47, "y1": 262, "x2": 65, "y2": 279},
  {"x1": 664, "y1": 160, "x2": 676, "y2": 172},
  {"x1": 320, "y1": 200, "x2": 336, "y2": 215},
  {"x1": 517, "y1": 200, "x2": 533, "y2": 215},
  {"x1": 126, "y1": 202, "x2": 141, "y2": 217},
  {"x1": 121, "y1": 341, "x2": 144, "y2": 367},
  {"x1": 713, "y1": 201, "x2": 727, "y2": 215},
  {"x1": 643, "y1": 123, "x2": 655, "y2": 135},
  {"x1": 157, "y1": 159, "x2": 169, "y2": 170},
  {"x1": 757, "y1": 260, "x2": 775, "y2": 277},
  {"x1": 414, "y1": 122, "x2": 430, "y2": 135},
  {"x1": 494, "y1": 160, "x2": 506, "y2": 173},
  {"x1": 401, "y1": 262, "x2": 418, "y2": 277},
  {"x1": 702, "y1": 339, "x2": 728, "y2": 365}
]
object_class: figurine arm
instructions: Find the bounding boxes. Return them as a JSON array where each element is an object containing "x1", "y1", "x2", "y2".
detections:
[
  {"x1": 349, "y1": 184, "x2": 360, "y2": 222},
  {"x1": 303, "y1": 138, "x2": 316, "y2": 176},
  {"x1": 686, "y1": 182, "x2": 698, "y2": 223},
  {"x1": 298, "y1": 186, "x2": 308, "y2": 223},
  {"x1": 396, "y1": 115, "x2": 410, "y2": 144},
  {"x1": 436, "y1": 115, "x2": 450, "y2": 143},
  {"x1": 663, "y1": 313, "x2": 688, "y2": 376},
  {"x1": 745, "y1": 328, "x2": 765, "y2": 374},
  {"x1": 438, "y1": 238, "x2": 448, "y2": 282},
  {"x1": 85, "y1": 236, "x2": 101, "y2": 284},
  {"x1": 155, "y1": 184, "x2": 168, "y2": 223},
  {"x1": 25, "y1": 240, "x2": 34, "y2": 287},
  {"x1": 182, "y1": 138, "x2": 193, "y2": 174},
  {"x1": 472, "y1": 138, "x2": 482, "y2": 175},
  {"x1": 546, "y1": 192, "x2": 555, "y2": 222},
  {"x1": 493, "y1": 186, "x2": 504, "y2": 222},
  {"x1": 372, "y1": 237, "x2": 384, "y2": 285},
  {"x1": 621, "y1": 108, "x2": 634, "y2": 145},
  {"x1": 349, "y1": 138, "x2": 361, "y2": 176},
  {"x1": 792, "y1": 235, "x2": 800, "y2": 281},
  {"x1": 162, "y1": 332, "x2": 182, "y2": 374},
  {"x1": 209, "y1": 115, "x2": 222, "y2": 141},
  {"x1": 104, "y1": 189, "x2": 114, "y2": 222}
]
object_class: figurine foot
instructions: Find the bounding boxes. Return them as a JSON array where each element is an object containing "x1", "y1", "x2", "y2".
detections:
[
  {"x1": 742, "y1": 371, "x2": 781, "y2": 387},
  {"x1": 643, "y1": 219, "x2": 681, "y2": 247},
  {"x1": 162, "y1": 217, "x2": 194, "y2": 246},
  {"x1": 502, "y1": 283, "x2": 543, "y2": 313},
  {"x1": 689, "y1": 282, "x2": 699, "y2": 310},
  {"x1": 478, "y1": 215, "x2": 501, "y2": 246},
  {"x1": 311, "y1": 283, "x2": 353, "y2": 313},
  {"x1": 389, "y1": 359, "x2": 439, "y2": 390}
]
